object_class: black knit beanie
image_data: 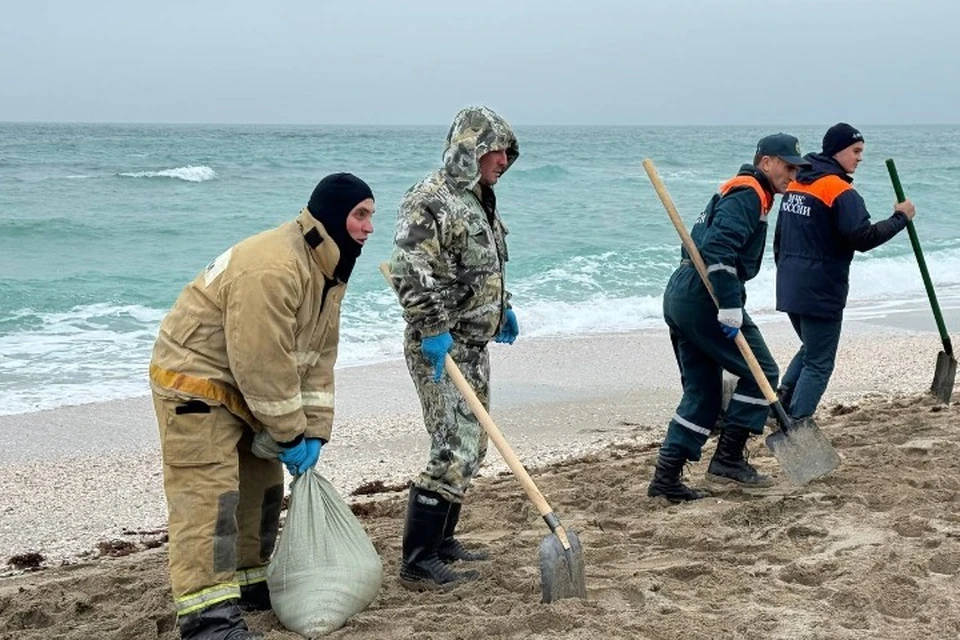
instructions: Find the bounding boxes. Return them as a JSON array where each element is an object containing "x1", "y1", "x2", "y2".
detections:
[
  {"x1": 822, "y1": 123, "x2": 864, "y2": 157},
  {"x1": 307, "y1": 173, "x2": 374, "y2": 282}
]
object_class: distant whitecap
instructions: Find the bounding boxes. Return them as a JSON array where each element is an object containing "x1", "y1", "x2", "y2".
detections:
[{"x1": 118, "y1": 165, "x2": 217, "y2": 182}]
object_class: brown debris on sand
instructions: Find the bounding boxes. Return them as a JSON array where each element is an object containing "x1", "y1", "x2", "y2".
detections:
[{"x1": 6, "y1": 553, "x2": 44, "y2": 572}]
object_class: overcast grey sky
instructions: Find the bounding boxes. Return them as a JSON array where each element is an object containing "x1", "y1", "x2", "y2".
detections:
[{"x1": 1, "y1": 0, "x2": 957, "y2": 125}]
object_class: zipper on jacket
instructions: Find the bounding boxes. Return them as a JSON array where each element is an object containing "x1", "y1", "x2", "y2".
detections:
[{"x1": 471, "y1": 188, "x2": 507, "y2": 330}]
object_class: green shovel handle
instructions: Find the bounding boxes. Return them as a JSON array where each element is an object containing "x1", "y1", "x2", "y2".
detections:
[{"x1": 885, "y1": 158, "x2": 952, "y2": 356}]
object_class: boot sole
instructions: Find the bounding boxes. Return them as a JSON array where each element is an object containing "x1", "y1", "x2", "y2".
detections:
[
  {"x1": 647, "y1": 488, "x2": 709, "y2": 503},
  {"x1": 398, "y1": 569, "x2": 480, "y2": 591},
  {"x1": 438, "y1": 554, "x2": 490, "y2": 564},
  {"x1": 705, "y1": 472, "x2": 775, "y2": 488},
  {"x1": 398, "y1": 576, "x2": 459, "y2": 592},
  {"x1": 399, "y1": 574, "x2": 480, "y2": 591}
]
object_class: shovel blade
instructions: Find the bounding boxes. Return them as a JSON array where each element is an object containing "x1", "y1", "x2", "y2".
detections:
[
  {"x1": 766, "y1": 418, "x2": 841, "y2": 486},
  {"x1": 539, "y1": 529, "x2": 586, "y2": 603},
  {"x1": 931, "y1": 351, "x2": 957, "y2": 404}
]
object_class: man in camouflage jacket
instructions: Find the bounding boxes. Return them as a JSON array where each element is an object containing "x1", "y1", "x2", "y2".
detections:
[{"x1": 387, "y1": 105, "x2": 520, "y2": 589}]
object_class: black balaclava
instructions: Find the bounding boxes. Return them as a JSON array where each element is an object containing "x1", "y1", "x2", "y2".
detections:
[{"x1": 306, "y1": 172, "x2": 374, "y2": 283}]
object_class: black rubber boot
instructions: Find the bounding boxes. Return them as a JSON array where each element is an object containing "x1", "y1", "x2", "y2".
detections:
[
  {"x1": 707, "y1": 427, "x2": 774, "y2": 487},
  {"x1": 647, "y1": 451, "x2": 710, "y2": 503},
  {"x1": 178, "y1": 600, "x2": 262, "y2": 640},
  {"x1": 238, "y1": 581, "x2": 271, "y2": 612},
  {"x1": 438, "y1": 501, "x2": 490, "y2": 563},
  {"x1": 399, "y1": 487, "x2": 479, "y2": 590}
]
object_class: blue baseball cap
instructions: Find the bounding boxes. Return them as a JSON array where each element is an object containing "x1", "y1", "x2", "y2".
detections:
[{"x1": 756, "y1": 133, "x2": 811, "y2": 166}]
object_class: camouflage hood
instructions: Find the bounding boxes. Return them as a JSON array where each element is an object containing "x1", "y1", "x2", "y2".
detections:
[{"x1": 442, "y1": 106, "x2": 519, "y2": 190}]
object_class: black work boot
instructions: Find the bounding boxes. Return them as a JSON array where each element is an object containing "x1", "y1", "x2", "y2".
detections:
[
  {"x1": 178, "y1": 600, "x2": 262, "y2": 640},
  {"x1": 707, "y1": 427, "x2": 774, "y2": 487},
  {"x1": 438, "y1": 501, "x2": 490, "y2": 563},
  {"x1": 238, "y1": 580, "x2": 271, "y2": 612},
  {"x1": 647, "y1": 451, "x2": 710, "y2": 503},
  {"x1": 399, "y1": 487, "x2": 480, "y2": 590}
]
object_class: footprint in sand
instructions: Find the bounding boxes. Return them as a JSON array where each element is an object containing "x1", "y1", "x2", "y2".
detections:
[
  {"x1": 786, "y1": 524, "x2": 829, "y2": 541},
  {"x1": 893, "y1": 516, "x2": 935, "y2": 538},
  {"x1": 653, "y1": 561, "x2": 714, "y2": 581},
  {"x1": 778, "y1": 559, "x2": 839, "y2": 587},
  {"x1": 927, "y1": 550, "x2": 960, "y2": 575},
  {"x1": 592, "y1": 584, "x2": 646, "y2": 610},
  {"x1": 872, "y1": 575, "x2": 925, "y2": 619},
  {"x1": 6, "y1": 605, "x2": 52, "y2": 631}
]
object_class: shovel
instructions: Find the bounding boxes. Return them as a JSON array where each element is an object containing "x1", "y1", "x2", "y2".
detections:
[
  {"x1": 379, "y1": 263, "x2": 586, "y2": 603},
  {"x1": 886, "y1": 159, "x2": 956, "y2": 403},
  {"x1": 642, "y1": 159, "x2": 841, "y2": 485}
]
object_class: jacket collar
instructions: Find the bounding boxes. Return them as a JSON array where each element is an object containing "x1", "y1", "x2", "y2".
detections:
[
  {"x1": 739, "y1": 164, "x2": 776, "y2": 199},
  {"x1": 295, "y1": 208, "x2": 340, "y2": 279},
  {"x1": 799, "y1": 153, "x2": 854, "y2": 184}
]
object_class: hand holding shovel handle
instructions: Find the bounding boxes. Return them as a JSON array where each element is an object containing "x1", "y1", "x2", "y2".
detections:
[
  {"x1": 641, "y1": 159, "x2": 789, "y2": 424},
  {"x1": 642, "y1": 158, "x2": 840, "y2": 485}
]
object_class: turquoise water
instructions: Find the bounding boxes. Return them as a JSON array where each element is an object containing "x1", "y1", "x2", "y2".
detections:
[{"x1": 2, "y1": 123, "x2": 959, "y2": 415}]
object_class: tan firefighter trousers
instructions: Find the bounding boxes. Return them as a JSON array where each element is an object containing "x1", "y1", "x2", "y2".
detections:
[{"x1": 153, "y1": 394, "x2": 284, "y2": 616}]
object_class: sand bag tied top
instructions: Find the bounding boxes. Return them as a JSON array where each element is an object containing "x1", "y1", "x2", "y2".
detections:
[{"x1": 267, "y1": 470, "x2": 383, "y2": 637}]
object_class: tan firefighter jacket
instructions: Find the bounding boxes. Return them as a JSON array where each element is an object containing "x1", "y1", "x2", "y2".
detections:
[{"x1": 150, "y1": 208, "x2": 346, "y2": 443}]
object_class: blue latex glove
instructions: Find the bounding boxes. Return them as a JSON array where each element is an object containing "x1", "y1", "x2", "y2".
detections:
[
  {"x1": 301, "y1": 438, "x2": 322, "y2": 473},
  {"x1": 495, "y1": 308, "x2": 519, "y2": 345},
  {"x1": 421, "y1": 331, "x2": 453, "y2": 382},
  {"x1": 278, "y1": 437, "x2": 323, "y2": 475}
]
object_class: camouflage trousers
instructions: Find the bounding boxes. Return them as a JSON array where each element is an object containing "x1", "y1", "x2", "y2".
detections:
[{"x1": 404, "y1": 329, "x2": 490, "y2": 504}]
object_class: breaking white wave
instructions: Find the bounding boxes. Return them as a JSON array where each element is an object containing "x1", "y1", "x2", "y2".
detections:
[{"x1": 118, "y1": 165, "x2": 217, "y2": 183}]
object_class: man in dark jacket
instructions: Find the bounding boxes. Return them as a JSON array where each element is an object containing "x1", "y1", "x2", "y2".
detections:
[
  {"x1": 648, "y1": 133, "x2": 810, "y2": 503},
  {"x1": 774, "y1": 123, "x2": 916, "y2": 421}
]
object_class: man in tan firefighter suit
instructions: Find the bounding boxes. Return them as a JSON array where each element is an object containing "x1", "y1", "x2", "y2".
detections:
[
  {"x1": 150, "y1": 173, "x2": 375, "y2": 639},
  {"x1": 387, "y1": 105, "x2": 520, "y2": 589}
]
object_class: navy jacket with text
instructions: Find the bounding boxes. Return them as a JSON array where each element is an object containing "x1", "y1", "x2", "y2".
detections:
[{"x1": 774, "y1": 153, "x2": 907, "y2": 320}]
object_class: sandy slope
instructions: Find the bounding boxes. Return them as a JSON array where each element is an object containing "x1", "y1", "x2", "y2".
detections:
[{"x1": 3, "y1": 392, "x2": 960, "y2": 640}]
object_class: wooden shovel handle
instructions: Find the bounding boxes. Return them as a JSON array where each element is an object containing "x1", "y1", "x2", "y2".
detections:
[
  {"x1": 379, "y1": 263, "x2": 572, "y2": 549},
  {"x1": 642, "y1": 159, "x2": 778, "y2": 404}
]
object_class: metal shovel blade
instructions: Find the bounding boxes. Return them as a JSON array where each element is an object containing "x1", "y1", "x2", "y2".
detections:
[
  {"x1": 765, "y1": 417, "x2": 841, "y2": 486},
  {"x1": 931, "y1": 350, "x2": 957, "y2": 404},
  {"x1": 539, "y1": 529, "x2": 586, "y2": 603}
]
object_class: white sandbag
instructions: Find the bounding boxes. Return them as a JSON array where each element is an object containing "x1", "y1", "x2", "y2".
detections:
[{"x1": 267, "y1": 468, "x2": 383, "y2": 637}]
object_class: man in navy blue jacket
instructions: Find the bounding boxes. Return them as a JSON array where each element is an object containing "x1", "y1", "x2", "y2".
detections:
[
  {"x1": 774, "y1": 123, "x2": 916, "y2": 421},
  {"x1": 648, "y1": 133, "x2": 810, "y2": 503}
]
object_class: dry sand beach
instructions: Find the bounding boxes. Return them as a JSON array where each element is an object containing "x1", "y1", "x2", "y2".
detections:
[{"x1": 2, "y1": 314, "x2": 960, "y2": 639}]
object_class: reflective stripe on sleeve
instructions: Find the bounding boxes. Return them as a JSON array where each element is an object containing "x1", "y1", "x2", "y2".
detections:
[
  {"x1": 301, "y1": 391, "x2": 334, "y2": 408},
  {"x1": 707, "y1": 263, "x2": 738, "y2": 276}
]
